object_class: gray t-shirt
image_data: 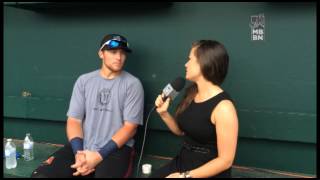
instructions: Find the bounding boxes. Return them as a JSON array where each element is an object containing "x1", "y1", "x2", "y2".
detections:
[{"x1": 67, "y1": 70, "x2": 144, "y2": 151}]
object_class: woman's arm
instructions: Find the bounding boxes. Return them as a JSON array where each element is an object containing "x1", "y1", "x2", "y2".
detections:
[
  {"x1": 155, "y1": 94, "x2": 184, "y2": 136},
  {"x1": 158, "y1": 111, "x2": 184, "y2": 136}
]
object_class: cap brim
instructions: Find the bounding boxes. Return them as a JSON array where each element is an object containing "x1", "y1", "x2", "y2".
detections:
[{"x1": 106, "y1": 47, "x2": 132, "y2": 53}]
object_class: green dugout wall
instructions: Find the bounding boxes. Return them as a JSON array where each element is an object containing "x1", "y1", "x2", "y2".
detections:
[{"x1": 4, "y1": 2, "x2": 316, "y2": 175}]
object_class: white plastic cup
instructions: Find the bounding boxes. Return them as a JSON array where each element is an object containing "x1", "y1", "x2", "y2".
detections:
[{"x1": 142, "y1": 163, "x2": 152, "y2": 174}]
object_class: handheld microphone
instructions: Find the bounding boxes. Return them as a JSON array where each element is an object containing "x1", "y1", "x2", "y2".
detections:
[
  {"x1": 162, "y1": 77, "x2": 186, "y2": 101},
  {"x1": 136, "y1": 77, "x2": 185, "y2": 176}
]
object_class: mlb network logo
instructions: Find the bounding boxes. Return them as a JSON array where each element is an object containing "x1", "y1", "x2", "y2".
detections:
[{"x1": 250, "y1": 14, "x2": 265, "y2": 41}]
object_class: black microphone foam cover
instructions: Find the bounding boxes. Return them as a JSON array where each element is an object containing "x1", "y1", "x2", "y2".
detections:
[{"x1": 171, "y1": 77, "x2": 186, "y2": 92}]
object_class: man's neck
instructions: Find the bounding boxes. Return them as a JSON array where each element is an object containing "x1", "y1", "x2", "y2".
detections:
[{"x1": 100, "y1": 67, "x2": 121, "y2": 80}]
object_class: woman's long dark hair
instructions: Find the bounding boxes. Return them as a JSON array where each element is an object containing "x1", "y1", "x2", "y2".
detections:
[{"x1": 175, "y1": 40, "x2": 229, "y2": 117}]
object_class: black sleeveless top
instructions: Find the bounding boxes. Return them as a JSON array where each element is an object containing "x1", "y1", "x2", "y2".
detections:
[{"x1": 177, "y1": 91, "x2": 233, "y2": 149}]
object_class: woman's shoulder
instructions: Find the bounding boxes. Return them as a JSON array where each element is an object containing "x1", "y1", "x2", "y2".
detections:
[
  {"x1": 211, "y1": 92, "x2": 237, "y2": 116},
  {"x1": 211, "y1": 98, "x2": 238, "y2": 125},
  {"x1": 215, "y1": 99, "x2": 235, "y2": 113}
]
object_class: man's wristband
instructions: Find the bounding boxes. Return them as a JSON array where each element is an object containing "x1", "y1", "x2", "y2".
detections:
[
  {"x1": 70, "y1": 137, "x2": 83, "y2": 154},
  {"x1": 98, "y1": 139, "x2": 118, "y2": 159}
]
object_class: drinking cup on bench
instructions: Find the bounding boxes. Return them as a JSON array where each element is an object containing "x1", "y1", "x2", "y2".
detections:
[{"x1": 142, "y1": 164, "x2": 152, "y2": 174}]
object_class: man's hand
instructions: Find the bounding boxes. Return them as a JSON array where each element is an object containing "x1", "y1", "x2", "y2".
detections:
[
  {"x1": 72, "y1": 151, "x2": 86, "y2": 168},
  {"x1": 71, "y1": 151, "x2": 88, "y2": 176},
  {"x1": 71, "y1": 151, "x2": 96, "y2": 176},
  {"x1": 71, "y1": 150, "x2": 103, "y2": 176},
  {"x1": 80, "y1": 150, "x2": 103, "y2": 169}
]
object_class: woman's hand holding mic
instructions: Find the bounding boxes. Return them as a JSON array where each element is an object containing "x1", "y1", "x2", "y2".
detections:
[
  {"x1": 155, "y1": 94, "x2": 171, "y2": 116},
  {"x1": 154, "y1": 93, "x2": 184, "y2": 136}
]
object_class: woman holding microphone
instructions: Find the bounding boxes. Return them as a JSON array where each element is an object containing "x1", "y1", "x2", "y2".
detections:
[{"x1": 152, "y1": 40, "x2": 238, "y2": 178}]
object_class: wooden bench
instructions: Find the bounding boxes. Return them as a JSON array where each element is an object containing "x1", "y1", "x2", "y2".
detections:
[{"x1": 3, "y1": 140, "x2": 315, "y2": 178}]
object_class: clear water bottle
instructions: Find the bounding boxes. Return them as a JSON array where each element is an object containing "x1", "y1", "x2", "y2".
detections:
[
  {"x1": 5, "y1": 139, "x2": 17, "y2": 169},
  {"x1": 23, "y1": 133, "x2": 34, "y2": 161}
]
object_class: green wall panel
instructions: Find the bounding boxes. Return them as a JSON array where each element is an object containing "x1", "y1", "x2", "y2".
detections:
[
  {"x1": 236, "y1": 137, "x2": 316, "y2": 175},
  {"x1": 4, "y1": 2, "x2": 316, "y2": 175},
  {"x1": 238, "y1": 110, "x2": 316, "y2": 143},
  {"x1": 4, "y1": 96, "x2": 27, "y2": 118},
  {"x1": 4, "y1": 118, "x2": 67, "y2": 144}
]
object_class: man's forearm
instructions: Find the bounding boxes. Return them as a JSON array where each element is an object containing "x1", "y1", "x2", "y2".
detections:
[
  {"x1": 66, "y1": 117, "x2": 84, "y2": 154},
  {"x1": 97, "y1": 121, "x2": 137, "y2": 159},
  {"x1": 66, "y1": 117, "x2": 84, "y2": 140},
  {"x1": 111, "y1": 121, "x2": 138, "y2": 148}
]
